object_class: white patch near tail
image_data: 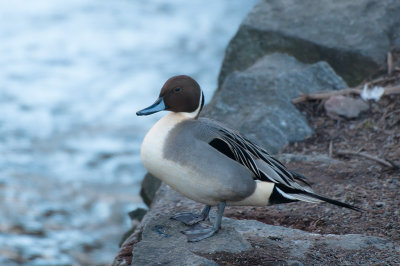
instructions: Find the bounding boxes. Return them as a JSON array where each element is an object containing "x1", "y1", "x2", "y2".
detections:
[{"x1": 229, "y1": 181, "x2": 274, "y2": 206}]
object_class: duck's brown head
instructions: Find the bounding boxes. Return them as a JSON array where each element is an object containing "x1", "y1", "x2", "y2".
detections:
[{"x1": 136, "y1": 75, "x2": 204, "y2": 118}]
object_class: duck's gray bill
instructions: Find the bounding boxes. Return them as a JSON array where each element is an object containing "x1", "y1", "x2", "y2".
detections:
[{"x1": 136, "y1": 97, "x2": 166, "y2": 116}]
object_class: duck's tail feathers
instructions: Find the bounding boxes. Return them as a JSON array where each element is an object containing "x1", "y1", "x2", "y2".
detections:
[
  {"x1": 274, "y1": 186, "x2": 362, "y2": 212},
  {"x1": 304, "y1": 192, "x2": 362, "y2": 212}
]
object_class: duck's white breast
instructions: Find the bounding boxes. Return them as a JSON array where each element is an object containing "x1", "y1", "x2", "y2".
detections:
[
  {"x1": 140, "y1": 113, "x2": 219, "y2": 205},
  {"x1": 140, "y1": 113, "x2": 183, "y2": 175}
]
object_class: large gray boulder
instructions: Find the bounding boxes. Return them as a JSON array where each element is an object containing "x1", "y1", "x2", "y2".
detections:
[
  {"x1": 204, "y1": 53, "x2": 347, "y2": 154},
  {"x1": 219, "y1": 0, "x2": 400, "y2": 87}
]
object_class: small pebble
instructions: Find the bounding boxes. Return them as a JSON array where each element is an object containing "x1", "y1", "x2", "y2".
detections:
[{"x1": 375, "y1": 202, "x2": 385, "y2": 207}]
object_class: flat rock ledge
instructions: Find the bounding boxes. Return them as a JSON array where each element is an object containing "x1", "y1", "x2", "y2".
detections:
[{"x1": 113, "y1": 184, "x2": 398, "y2": 265}]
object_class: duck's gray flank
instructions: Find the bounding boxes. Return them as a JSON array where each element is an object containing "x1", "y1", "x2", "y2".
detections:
[{"x1": 163, "y1": 118, "x2": 257, "y2": 203}]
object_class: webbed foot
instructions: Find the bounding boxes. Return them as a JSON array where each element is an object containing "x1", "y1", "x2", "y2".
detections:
[
  {"x1": 182, "y1": 222, "x2": 217, "y2": 242},
  {"x1": 171, "y1": 212, "x2": 206, "y2": 225},
  {"x1": 171, "y1": 205, "x2": 211, "y2": 226},
  {"x1": 181, "y1": 202, "x2": 226, "y2": 242}
]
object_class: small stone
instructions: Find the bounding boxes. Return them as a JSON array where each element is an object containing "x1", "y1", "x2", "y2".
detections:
[
  {"x1": 324, "y1": 95, "x2": 369, "y2": 119},
  {"x1": 375, "y1": 202, "x2": 385, "y2": 207},
  {"x1": 128, "y1": 208, "x2": 147, "y2": 222}
]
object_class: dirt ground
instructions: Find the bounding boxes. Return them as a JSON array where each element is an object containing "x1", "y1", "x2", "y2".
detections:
[{"x1": 216, "y1": 73, "x2": 400, "y2": 265}]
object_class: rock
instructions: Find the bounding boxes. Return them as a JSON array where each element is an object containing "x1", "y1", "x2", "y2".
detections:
[
  {"x1": 140, "y1": 173, "x2": 162, "y2": 206},
  {"x1": 324, "y1": 95, "x2": 369, "y2": 119},
  {"x1": 128, "y1": 208, "x2": 147, "y2": 221},
  {"x1": 113, "y1": 184, "x2": 399, "y2": 265},
  {"x1": 203, "y1": 53, "x2": 347, "y2": 154},
  {"x1": 219, "y1": 0, "x2": 400, "y2": 87},
  {"x1": 118, "y1": 208, "x2": 148, "y2": 247}
]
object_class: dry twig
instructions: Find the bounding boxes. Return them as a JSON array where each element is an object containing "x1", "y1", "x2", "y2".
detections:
[
  {"x1": 292, "y1": 84, "x2": 400, "y2": 104},
  {"x1": 387, "y1": 51, "x2": 393, "y2": 76},
  {"x1": 292, "y1": 88, "x2": 361, "y2": 104},
  {"x1": 335, "y1": 149, "x2": 400, "y2": 170},
  {"x1": 384, "y1": 85, "x2": 400, "y2": 95}
]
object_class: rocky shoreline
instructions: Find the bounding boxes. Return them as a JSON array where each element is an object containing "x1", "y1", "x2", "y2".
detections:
[{"x1": 113, "y1": 0, "x2": 400, "y2": 265}]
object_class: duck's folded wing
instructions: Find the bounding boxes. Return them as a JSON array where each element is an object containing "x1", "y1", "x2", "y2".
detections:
[{"x1": 204, "y1": 119, "x2": 311, "y2": 191}]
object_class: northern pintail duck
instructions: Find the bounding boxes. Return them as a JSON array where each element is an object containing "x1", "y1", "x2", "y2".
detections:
[{"x1": 137, "y1": 75, "x2": 360, "y2": 242}]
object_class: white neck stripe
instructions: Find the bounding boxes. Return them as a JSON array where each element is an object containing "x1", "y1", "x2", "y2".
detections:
[{"x1": 180, "y1": 90, "x2": 203, "y2": 119}]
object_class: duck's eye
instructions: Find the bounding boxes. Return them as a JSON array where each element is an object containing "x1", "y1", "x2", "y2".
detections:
[{"x1": 174, "y1": 87, "x2": 182, "y2": 92}]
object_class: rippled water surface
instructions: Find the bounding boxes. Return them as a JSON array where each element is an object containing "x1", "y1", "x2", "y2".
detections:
[{"x1": 0, "y1": 0, "x2": 257, "y2": 264}]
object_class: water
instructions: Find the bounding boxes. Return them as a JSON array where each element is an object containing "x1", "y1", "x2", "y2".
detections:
[{"x1": 0, "y1": 0, "x2": 257, "y2": 265}]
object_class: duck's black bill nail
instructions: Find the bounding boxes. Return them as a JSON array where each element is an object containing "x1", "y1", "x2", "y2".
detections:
[{"x1": 136, "y1": 97, "x2": 166, "y2": 116}]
